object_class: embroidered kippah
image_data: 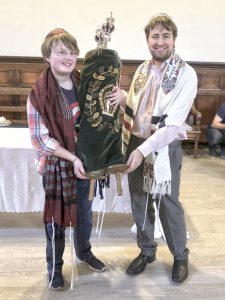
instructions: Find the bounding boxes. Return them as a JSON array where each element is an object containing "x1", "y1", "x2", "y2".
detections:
[
  {"x1": 150, "y1": 13, "x2": 171, "y2": 20},
  {"x1": 45, "y1": 28, "x2": 67, "y2": 39}
]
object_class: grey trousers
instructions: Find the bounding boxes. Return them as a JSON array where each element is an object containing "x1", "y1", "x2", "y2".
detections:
[{"x1": 127, "y1": 134, "x2": 189, "y2": 260}]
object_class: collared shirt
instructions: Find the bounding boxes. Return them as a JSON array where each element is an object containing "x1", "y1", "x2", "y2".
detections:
[
  {"x1": 132, "y1": 58, "x2": 195, "y2": 158},
  {"x1": 27, "y1": 97, "x2": 60, "y2": 175}
]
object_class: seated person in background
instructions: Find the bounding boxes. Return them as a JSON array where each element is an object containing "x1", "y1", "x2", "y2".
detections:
[{"x1": 205, "y1": 103, "x2": 225, "y2": 158}]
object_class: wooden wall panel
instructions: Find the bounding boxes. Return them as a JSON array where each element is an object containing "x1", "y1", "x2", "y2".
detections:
[
  {"x1": 20, "y1": 71, "x2": 41, "y2": 85},
  {"x1": 199, "y1": 75, "x2": 220, "y2": 89},
  {"x1": 192, "y1": 63, "x2": 225, "y2": 141},
  {"x1": 0, "y1": 56, "x2": 225, "y2": 141},
  {"x1": 0, "y1": 71, "x2": 9, "y2": 85}
]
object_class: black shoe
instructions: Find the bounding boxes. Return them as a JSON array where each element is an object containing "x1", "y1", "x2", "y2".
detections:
[
  {"x1": 221, "y1": 149, "x2": 225, "y2": 159},
  {"x1": 126, "y1": 253, "x2": 156, "y2": 275},
  {"x1": 48, "y1": 271, "x2": 64, "y2": 291},
  {"x1": 77, "y1": 255, "x2": 106, "y2": 272},
  {"x1": 209, "y1": 147, "x2": 217, "y2": 158},
  {"x1": 172, "y1": 259, "x2": 188, "y2": 283}
]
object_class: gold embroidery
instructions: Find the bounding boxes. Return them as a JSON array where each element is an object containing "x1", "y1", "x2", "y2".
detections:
[
  {"x1": 84, "y1": 65, "x2": 121, "y2": 132},
  {"x1": 99, "y1": 83, "x2": 117, "y2": 116}
]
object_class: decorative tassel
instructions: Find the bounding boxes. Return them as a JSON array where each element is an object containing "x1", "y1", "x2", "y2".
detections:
[
  {"x1": 151, "y1": 180, "x2": 171, "y2": 199},
  {"x1": 143, "y1": 159, "x2": 154, "y2": 194},
  {"x1": 142, "y1": 194, "x2": 149, "y2": 231},
  {"x1": 97, "y1": 199, "x2": 106, "y2": 246},
  {"x1": 69, "y1": 222, "x2": 74, "y2": 290},
  {"x1": 108, "y1": 193, "x2": 117, "y2": 212},
  {"x1": 95, "y1": 185, "x2": 106, "y2": 246},
  {"x1": 97, "y1": 175, "x2": 110, "y2": 199},
  {"x1": 105, "y1": 174, "x2": 110, "y2": 187},
  {"x1": 143, "y1": 176, "x2": 153, "y2": 194},
  {"x1": 48, "y1": 218, "x2": 55, "y2": 289},
  {"x1": 155, "y1": 197, "x2": 166, "y2": 242},
  {"x1": 98, "y1": 179, "x2": 105, "y2": 199}
]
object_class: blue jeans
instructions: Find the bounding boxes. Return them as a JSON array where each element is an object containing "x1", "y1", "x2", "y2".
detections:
[
  {"x1": 74, "y1": 179, "x2": 93, "y2": 260},
  {"x1": 45, "y1": 178, "x2": 92, "y2": 273},
  {"x1": 205, "y1": 125, "x2": 225, "y2": 147},
  {"x1": 45, "y1": 222, "x2": 65, "y2": 273}
]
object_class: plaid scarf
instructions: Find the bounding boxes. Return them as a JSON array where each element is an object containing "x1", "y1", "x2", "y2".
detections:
[
  {"x1": 43, "y1": 156, "x2": 77, "y2": 227},
  {"x1": 29, "y1": 68, "x2": 80, "y2": 226}
]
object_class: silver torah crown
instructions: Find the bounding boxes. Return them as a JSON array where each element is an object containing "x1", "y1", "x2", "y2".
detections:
[{"x1": 94, "y1": 12, "x2": 115, "y2": 49}]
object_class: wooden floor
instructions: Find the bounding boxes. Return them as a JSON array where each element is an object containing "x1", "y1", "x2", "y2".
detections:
[{"x1": 1, "y1": 145, "x2": 225, "y2": 300}]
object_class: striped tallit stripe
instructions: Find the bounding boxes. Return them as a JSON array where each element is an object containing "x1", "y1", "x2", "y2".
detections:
[
  {"x1": 122, "y1": 105, "x2": 134, "y2": 154},
  {"x1": 124, "y1": 105, "x2": 134, "y2": 119}
]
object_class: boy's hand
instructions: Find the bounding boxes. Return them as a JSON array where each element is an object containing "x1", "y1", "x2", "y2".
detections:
[{"x1": 73, "y1": 158, "x2": 86, "y2": 179}]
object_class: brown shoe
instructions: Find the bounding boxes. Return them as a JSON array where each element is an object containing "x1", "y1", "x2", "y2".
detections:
[{"x1": 172, "y1": 259, "x2": 188, "y2": 283}]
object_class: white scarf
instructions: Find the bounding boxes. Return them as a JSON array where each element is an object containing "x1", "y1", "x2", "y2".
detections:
[
  {"x1": 143, "y1": 146, "x2": 171, "y2": 199},
  {"x1": 123, "y1": 51, "x2": 189, "y2": 198},
  {"x1": 144, "y1": 52, "x2": 184, "y2": 197}
]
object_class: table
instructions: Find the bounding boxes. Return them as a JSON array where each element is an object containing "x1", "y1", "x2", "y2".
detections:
[
  {"x1": 0, "y1": 127, "x2": 163, "y2": 238},
  {"x1": 0, "y1": 128, "x2": 45, "y2": 212},
  {"x1": 0, "y1": 127, "x2": 132, "y2": 214}
]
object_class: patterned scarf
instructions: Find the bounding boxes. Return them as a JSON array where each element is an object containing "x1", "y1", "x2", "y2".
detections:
[
  {"x1": 123, "y1": 51, "x2": 184, "y2": 197},
  {"x1": 29, "y1": 68, "x2": 80, "y2": 226}
]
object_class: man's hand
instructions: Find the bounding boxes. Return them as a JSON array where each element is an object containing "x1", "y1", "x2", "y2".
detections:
[
  {"x1": 124, "y1": 149, "x2": 144, "y2": 174},
  {"x1": 73, "y1": 157, "x2": 86, "y2": 179},
  {"x1": 106, "y1": 86, "x2": 126, "y2": 108}
]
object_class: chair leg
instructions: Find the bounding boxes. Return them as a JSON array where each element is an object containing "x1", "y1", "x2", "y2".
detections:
[{"x1": 193, "y1": 134, "x2": 200, "y2": 159}]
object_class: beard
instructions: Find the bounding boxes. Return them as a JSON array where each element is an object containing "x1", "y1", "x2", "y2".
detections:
[
  {"x1": 150, "y1": 47, "x2": 174, "y2": 64},
  {"x1": 151, "y1": 51, "x2": 172, "y2": 63}
]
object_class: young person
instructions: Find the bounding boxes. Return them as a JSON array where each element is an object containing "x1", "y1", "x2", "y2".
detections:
[
  {"x1": 27, "y1": 28, "x2": 106, "y2": 290},
  {"x1": 121, "y1": 14, "x2": 198, "y2": 282}
]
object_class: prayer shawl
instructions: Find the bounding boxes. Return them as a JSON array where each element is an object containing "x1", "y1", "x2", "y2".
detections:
[
  {"x1": 123, "y1": 51, "x2": 198, "y2": 198},
  {"x1": 29, "y1": 68, "x2": 80, "y2": 226}
]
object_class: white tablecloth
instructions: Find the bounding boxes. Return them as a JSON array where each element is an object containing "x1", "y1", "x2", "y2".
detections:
[
  {"x1": 0, "y1": 127, "x2": 163, "y2": 237},
  {"x1": 0, "y1": 128, "x2": 45, "y2": 212},
  {"x1": 0, "y1": 128, "x2": 132, "y2": 214},
  {"x1": 0, "y1": 128, "x2": 163, "y2": 238}
]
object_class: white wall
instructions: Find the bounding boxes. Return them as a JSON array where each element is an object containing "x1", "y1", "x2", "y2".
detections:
[{"x1": 1, "y1": 0, "x2": 225, "y2": 62}]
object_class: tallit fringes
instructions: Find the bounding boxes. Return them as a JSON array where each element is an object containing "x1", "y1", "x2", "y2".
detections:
[
  {"x1": 151, "y1": 180, "x2": 171, "y2": 199},
  {"x1": 69, "y1": 222, "x2": 74, "y2": 290},
  {"x1": 48, "y1": 218, "x2": 55, "y2": 289},
  {"x1": 163, "y1": 180, "x2": 171, "y2": 195},
  {"x1": 95, "y1": 197, "x2": 106, "y2": 247},
  {"x1": 143, "y1": 176, "x2": 171, "y2": 199},
  {"x1": 143, "y1": 176, "x2": 153, "y2": 194},
  {"x1": 142, "y1": 194, "x2": 149, "y2": 231},
  {"x1": 97, "y1": 176, "x2": 110, "y2": 200}
]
